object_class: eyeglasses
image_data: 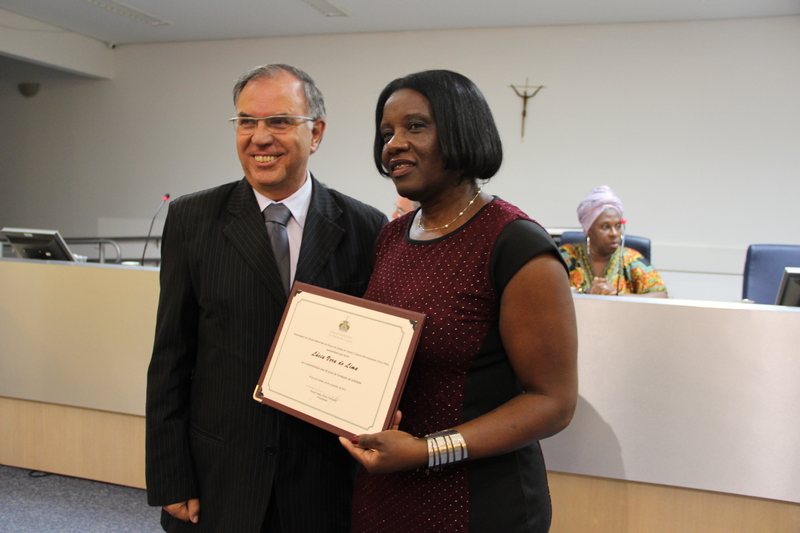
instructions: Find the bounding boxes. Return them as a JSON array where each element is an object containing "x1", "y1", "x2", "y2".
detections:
[{"x1": 228, "y1": 115, "x2": 314, "y2": 133}]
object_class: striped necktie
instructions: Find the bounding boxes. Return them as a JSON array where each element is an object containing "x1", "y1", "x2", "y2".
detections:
[{"x1": 262, "y1": 203, "x2": 291, "y2": 296}]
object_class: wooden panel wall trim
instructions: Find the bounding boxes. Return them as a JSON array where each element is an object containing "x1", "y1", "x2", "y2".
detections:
[
  {"x1": 3, "y1": 394, "x2": 800, "y2": 533},
  {"x1": 0, "y1": 396, "x2": 146, "y2": 489},
  {"x1": 548, "y1": 471, "x2": 800, "y2": 533}
]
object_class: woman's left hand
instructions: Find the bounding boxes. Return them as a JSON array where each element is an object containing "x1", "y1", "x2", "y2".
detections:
[
  {"x1": 338, "y1": 411, "x2": 428, "y2": 474},
  {"x1": 589, "y1": 277, "x2": 616, "y2": 295}
]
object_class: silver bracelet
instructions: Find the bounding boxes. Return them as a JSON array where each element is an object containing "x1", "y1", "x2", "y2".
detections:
[
  {"x1": 427, "y1": 434, "x2": 437, "y2": 469},
  {"x1": 425, "y1": 429, "x2": 468, "y2": 470}
]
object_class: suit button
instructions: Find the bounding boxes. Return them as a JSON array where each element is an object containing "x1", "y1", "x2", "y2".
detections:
[{"x1": 265, "y1": 446, "x2": 277, "y2": 456}]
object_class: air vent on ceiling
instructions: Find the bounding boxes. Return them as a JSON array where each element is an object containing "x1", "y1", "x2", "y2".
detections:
[
  {"x1": 84, "y1": 0, "x2": 171, "y2": 26},
  {"x1": 300, "y1": 0, "x2": 349, "y2": 17}
]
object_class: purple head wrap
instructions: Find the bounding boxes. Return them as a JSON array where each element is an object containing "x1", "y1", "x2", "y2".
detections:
[{"x1": 577, "y1": 185, "x2": 624, "y2": 234}]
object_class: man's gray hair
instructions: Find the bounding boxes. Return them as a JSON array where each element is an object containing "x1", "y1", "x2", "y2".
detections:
[{"x1": 232, "y1": 64, "x2": 326, "y2": 120}]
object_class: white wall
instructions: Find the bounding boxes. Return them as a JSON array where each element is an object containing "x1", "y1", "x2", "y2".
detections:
[{"x1": 1, "y1": 16, "x2": 798, "y2": 301}]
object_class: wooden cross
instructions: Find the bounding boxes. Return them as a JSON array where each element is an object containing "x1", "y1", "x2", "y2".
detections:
[{"x1": 509, "y1": 79, "x2": 545, "y2": 140}]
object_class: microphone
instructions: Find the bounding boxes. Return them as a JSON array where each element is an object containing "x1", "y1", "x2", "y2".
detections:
[
  {"x1": 141, "y1": 194, "x2": 170, "y2": 265},
  {"x1": 616, "y1": 218, "x2": 627, "y2": 295}
]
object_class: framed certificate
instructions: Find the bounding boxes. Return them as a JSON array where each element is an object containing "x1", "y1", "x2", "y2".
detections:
[{"x1": 254, "y1": 282, "x2": 425, "y2": 438}]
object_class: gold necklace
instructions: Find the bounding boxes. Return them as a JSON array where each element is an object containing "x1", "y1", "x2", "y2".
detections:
[{"x1": 416, "y1": 187, "x2": 483, "y2": 232}]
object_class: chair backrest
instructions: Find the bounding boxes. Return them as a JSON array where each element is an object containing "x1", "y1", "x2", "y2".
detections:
[
  {"x1": 742, "y1": 244, "x2": 800, "y2": 304},
  {"x1": 559, "y1": 231, "x2": 652, "y2": 263}
]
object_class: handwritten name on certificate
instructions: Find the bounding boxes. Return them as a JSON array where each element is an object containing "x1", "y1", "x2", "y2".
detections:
[{"x1": 254, "y1": 282, "x2": 425, "y2": 437}]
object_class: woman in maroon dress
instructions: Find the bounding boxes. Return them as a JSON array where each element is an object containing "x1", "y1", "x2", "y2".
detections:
[{"x1": 339, "y1": 70, "x2": 578, "y2": 532}]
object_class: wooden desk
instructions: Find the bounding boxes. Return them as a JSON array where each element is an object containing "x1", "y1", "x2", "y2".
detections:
[
  {"x1": 1, "y1": 260, "x2": 798, "y2": 530},
  {"x1": 0, "y1": 259, "x2": 157, "y2": 488},
  {"x1": 544, "y1": 295, "x2": 800, "y2": 531}
]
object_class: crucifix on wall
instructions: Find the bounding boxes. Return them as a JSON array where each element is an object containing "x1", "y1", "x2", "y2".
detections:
[{"x1": 509, "y1": 79, "x2": 545, "y2": 140}]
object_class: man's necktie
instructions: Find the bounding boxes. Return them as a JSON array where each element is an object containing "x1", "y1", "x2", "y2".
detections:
[{"x1": 263, "y1": 203, "x2": 291, "y2": 296}]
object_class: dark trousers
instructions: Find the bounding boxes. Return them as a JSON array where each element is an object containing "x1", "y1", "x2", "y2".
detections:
[{"x1": 260, "y1": 491, "x2": 282, "y2": 533}]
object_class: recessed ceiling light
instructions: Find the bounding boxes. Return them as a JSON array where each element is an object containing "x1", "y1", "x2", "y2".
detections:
[
  {"x1": 300, "y1": 0, "x2": 349, "y2": 17},
  {"x1": 83, "y1": 0, "x2": 171, "y2": 26}
]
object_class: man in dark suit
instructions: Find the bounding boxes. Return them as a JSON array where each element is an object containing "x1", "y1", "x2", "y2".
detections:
[{"x1": 145, "y1": 64, "x2": 387, "y2": 532}]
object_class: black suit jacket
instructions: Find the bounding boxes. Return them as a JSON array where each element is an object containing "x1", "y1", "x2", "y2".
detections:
[{"x1": 146, "y1": 176, "x2": 387, "y2": 532}]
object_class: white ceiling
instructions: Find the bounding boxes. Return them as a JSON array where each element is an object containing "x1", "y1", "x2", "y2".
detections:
[{"x1": 1, "y1": 0, "x2": 799, "y2": 46}]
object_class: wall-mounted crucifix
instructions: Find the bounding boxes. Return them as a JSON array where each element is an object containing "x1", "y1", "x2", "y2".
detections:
[{"x1": 509, "y1": 79, "x2": 545, "y2": 140}]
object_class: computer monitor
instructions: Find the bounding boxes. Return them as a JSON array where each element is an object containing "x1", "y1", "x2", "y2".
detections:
[
  {"x1": 0, "y1": 227, "x2": 76, "y2": 262},
  {"x1": 774, "y1": 267, "x2": 800, "y2": 307}
]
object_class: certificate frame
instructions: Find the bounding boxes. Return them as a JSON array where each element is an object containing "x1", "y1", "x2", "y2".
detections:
[{"x1": 253, "y1": 282, "x2": 425, "y2": 438}]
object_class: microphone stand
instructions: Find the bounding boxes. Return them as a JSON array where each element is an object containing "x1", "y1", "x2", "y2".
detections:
[{"x1": 142, "y1": 194, "x2": 169, "y2": 266}]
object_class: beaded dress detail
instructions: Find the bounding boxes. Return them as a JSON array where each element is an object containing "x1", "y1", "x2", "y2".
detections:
[{"x1": 352, "y1": 198, "x2": 555, "y2": 533}]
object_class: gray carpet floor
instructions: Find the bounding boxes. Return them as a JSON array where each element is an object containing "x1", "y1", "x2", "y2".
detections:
[{"x1": 0, "y1": 464, "x2": 161, "y2": 532}]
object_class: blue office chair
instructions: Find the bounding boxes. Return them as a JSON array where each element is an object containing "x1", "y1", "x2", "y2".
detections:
[
  {"x1": 559, "y1": 231, "x2": 652, "y2": 263},
  {"x1": 742, "y1": 244, "x2": 800, "y2": 304}
]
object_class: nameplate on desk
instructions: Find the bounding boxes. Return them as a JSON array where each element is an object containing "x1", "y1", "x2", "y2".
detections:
[{"x1": 253, "y1": 282, "x2": 425, "y2": 437}]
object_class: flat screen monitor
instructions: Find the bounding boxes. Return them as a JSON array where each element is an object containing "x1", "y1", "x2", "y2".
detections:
[
  {"x1": 1, "y1": 227, "x2": 75, "y2": 262},
  {"x1": 775, "y1": 267, "x2": 800, "y2": 307}
]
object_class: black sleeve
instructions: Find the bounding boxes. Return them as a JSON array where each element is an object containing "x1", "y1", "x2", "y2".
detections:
[{"x1": 490, "y1": 219, "x2": 566, "y2": 297}]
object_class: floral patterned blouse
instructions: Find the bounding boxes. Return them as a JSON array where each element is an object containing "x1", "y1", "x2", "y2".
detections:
[{"x1": 559, "y1": 243, "x2": 667, "y2": 295}]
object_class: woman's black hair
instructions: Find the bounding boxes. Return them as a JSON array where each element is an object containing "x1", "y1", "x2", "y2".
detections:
[{"x1": 373, "y1": 70, "x2": 503, "y2": 182}]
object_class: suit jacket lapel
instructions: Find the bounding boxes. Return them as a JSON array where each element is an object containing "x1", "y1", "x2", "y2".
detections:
[
  {"x1": 296, "y1": 176, "x2": 344, "y2": 284},
  {"x1": 223, "y1": 178, "x2": 287, "y2": 303}
]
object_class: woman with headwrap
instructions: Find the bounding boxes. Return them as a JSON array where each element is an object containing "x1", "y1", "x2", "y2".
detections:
[{"x1": 559, "y1": 186, "x2": 667, "y2": 297}]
